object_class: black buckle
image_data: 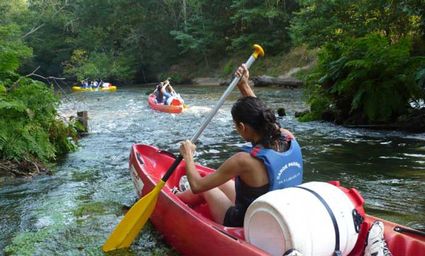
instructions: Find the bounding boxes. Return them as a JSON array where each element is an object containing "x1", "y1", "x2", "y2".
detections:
[{"x1": 352, "y1": 209, "x2": 364, "y2": 233}]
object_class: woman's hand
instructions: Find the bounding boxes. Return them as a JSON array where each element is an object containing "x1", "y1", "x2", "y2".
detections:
[
  {"x1": 235, "y1": 64, "x2": 249, "y2": 84},
  {"x1": 235, "y1": 63, "x2": 249, "y2": 80},
  {"x1": 180, "y1": 140, "x2": 196, "y2": 160},
  {"x1": 235, "y1": 64, "x2": 255, "y2": 97}
]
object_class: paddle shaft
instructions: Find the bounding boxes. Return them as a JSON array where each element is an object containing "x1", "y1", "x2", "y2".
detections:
[{"x1": 161, "y1": 54, "x2": 259, "y2": 182}]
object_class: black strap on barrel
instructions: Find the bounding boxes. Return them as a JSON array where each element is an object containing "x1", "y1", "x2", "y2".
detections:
[{"x1": 297, "y1": 186, "x2": 341, "y2": 256}]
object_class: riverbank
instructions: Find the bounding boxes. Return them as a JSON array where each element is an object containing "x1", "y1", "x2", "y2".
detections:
[
  {"x1": 0, "y1": 160, "x2": 49, "y2": 178},
  {"x1": 0, "y1": 112, "x2": 87, "y2": 178},
  {"x1": 342, "y1": 108, "x2": 425, "y2": 133},
  {"x1": 161, "y1": 46, "x2": 315, "y2": 85},
  {"x1": 168, "y1": 47, "x2": 312, "y2": 87},
  {"x1": 296, "y1": 105, "x2": 425, "y2": 133}
]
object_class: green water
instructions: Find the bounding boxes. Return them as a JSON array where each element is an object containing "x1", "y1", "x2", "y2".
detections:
[{"x1": 1, "y1": 85, "x2": 424, "y2": 255}]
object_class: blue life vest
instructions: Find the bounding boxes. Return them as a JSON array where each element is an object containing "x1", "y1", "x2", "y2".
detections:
[{"x1": 242, "y1": 138, "x2": 303, "y2": 190}]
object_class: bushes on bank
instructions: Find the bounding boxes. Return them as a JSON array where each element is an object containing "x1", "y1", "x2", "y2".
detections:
[
  {"x1": 0, "y1": 24, "x2": 78, "y2": 175},
  {"x1": 301, "y1": 34, "x2": 425, "y2": 125},
  {"x1": 0, "y1": 78, "x2": 78, "y2": 172}
]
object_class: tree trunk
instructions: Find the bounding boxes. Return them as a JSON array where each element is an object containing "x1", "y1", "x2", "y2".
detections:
[{"x1": 252, "y1": 75, "x2": 303, "y2": 88}]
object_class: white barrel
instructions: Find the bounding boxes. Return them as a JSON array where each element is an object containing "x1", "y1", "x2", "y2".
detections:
[{"x1": 244, "y1": 182, "x2": 360, "y2": 256}]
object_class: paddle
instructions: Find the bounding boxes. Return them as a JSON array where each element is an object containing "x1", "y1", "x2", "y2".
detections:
[{"x1": 102, "y1": 44, "x2": 265, "y2": 252}]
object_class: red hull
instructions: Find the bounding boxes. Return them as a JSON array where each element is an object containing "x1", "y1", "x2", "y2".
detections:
[
  {"x1": 129, "y1": 144, "x2": 425, "y2": 256},
  {"x1": 148, "y1": 94, "x2": 185, "y2": 114}
]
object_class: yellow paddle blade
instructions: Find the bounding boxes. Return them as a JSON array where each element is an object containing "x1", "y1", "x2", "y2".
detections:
[{"x1": 102, "y1": 180, "x2": 166, "y2": 252}]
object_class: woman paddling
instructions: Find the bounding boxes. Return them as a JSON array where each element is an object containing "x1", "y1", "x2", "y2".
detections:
[
  {"x1": 154, "y1": 79, "x2": 184, "y2": 105},
  {"x1": 177, "y1": 64, "x2": 304, "y2": 227}
]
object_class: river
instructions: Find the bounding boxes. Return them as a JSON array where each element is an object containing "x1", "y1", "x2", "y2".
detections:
[{"x1": 1, "y1": 85, "x2": 424, "y2": 255}]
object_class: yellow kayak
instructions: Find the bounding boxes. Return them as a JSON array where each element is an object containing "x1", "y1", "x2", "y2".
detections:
[{"x1": 72, "y1": 85, "x2": 117, "y2": 92}]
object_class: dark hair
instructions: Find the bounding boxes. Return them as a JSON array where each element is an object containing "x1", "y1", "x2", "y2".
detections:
[{"x1": 231, "y1": 96, "x2": 281, "y2": 148}]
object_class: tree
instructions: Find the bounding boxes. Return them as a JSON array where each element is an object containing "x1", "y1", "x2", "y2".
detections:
[
  {"x1": 169, "y1": 0, "x2": 232, "y2": 68},
  {"x1": 290, "y1": 0, "x2": 425, "y2": 48},
  {"x1": 0, "y1": 24, "x2": 32, "y2": 75},
  {"x1": 230, "y1": 0, "x2": 299, "y2": 54}
]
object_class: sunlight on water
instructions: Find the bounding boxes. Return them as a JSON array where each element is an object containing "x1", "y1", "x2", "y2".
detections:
[
  {"x1": 1, "y1": 85, "x2": 424, "y2": 255},
  {"x1": 184, "y1": 105, "x2": 212, "y2": 114}
]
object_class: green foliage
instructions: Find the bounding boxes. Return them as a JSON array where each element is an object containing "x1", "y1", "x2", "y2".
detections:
[
  {"x1": 64, "y1": 49, "x2": 135, "y2": 81},
  {"x1": 0, "y1": 24, "x2": 78, "y2": 165},
  {"x1": 170, "y1": 0, "x2": 233, "y2": 67},
  {"x1": 63, "y1": 49, "x2": 88, "y2": 81},
  {"x1": 2, "y1": 0, "x2": 424, "y2": 85},
  {"x1": 290, "y1": 0, "x2": 424, "y2": 48},
  {"x1": 300, "y1": 82, "x2": 333, "y2": 121},
  {"x1": 414, "y1": 67, "x2": 425, "y2": 106},
  {"x1": 305, "y1": 34, "x2": 425, "y2": 123},
  {"x1": 0, "y1": 84, "x2": 6, "y2": 93},
  {"x1": 222, "y1": 60, "x2": 236, "y2": 76},
  {"x1": 229, "y1": 0, "x2": 298, "y2": 53},
  {"x1": 15, "y1": 0, "x2": 75, "y2": 76},
  {"x1": 417, "y1": 67, "x2": 425, "y2": 91},
  {"x1": 0, "y1": 24, "x2": 32, "y2": 73},
  {"x1": 49, "y1": 119, "x2": 78, "y2": 156},
  {"x1": 0, "y1": 0, "x2": 28, "y2": 25},
  {"x1": 159, "y1": 72, "x2": 184, "y2": 84},
  {"x1": 171, "y1": 0, "x2": 299, "y2": 62},
  {"x1": 0, "y1": 80, "x2": 77, "y2": 163}
]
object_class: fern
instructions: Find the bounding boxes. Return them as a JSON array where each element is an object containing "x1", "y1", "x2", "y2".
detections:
[
  {"x1": 303, "y1": 33, "x2": 425, "y2": 124},
  {"x1": 0, "y1": 79, "x2": 77, "y2": 165}
]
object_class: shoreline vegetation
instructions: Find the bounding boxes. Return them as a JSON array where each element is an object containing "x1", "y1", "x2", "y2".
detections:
[{"x1": 0, "y1": 109, "x2": 88, "y2": 178}]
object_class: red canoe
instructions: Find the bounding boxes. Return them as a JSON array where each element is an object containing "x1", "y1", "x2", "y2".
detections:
[
  {"x1": 129, "y1": 144, "x2": 425, "y2": 256},
  {"x1": 148, "y1": 94, "x2": 186, "y2": 114}
]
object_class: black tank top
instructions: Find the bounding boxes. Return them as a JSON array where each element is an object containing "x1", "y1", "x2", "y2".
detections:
[{"x1": 234, "y1": 176, "x2": 269, "y2": 212}]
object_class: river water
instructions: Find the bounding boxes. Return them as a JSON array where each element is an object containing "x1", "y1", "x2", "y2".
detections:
[{"x1": 1, "y1": 85, "x2": 424, "y2": 255}]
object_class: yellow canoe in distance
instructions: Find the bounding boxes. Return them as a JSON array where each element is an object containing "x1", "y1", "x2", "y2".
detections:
[{"x1": 71, "y1": 85, "x2": 117, "y2": 92}]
